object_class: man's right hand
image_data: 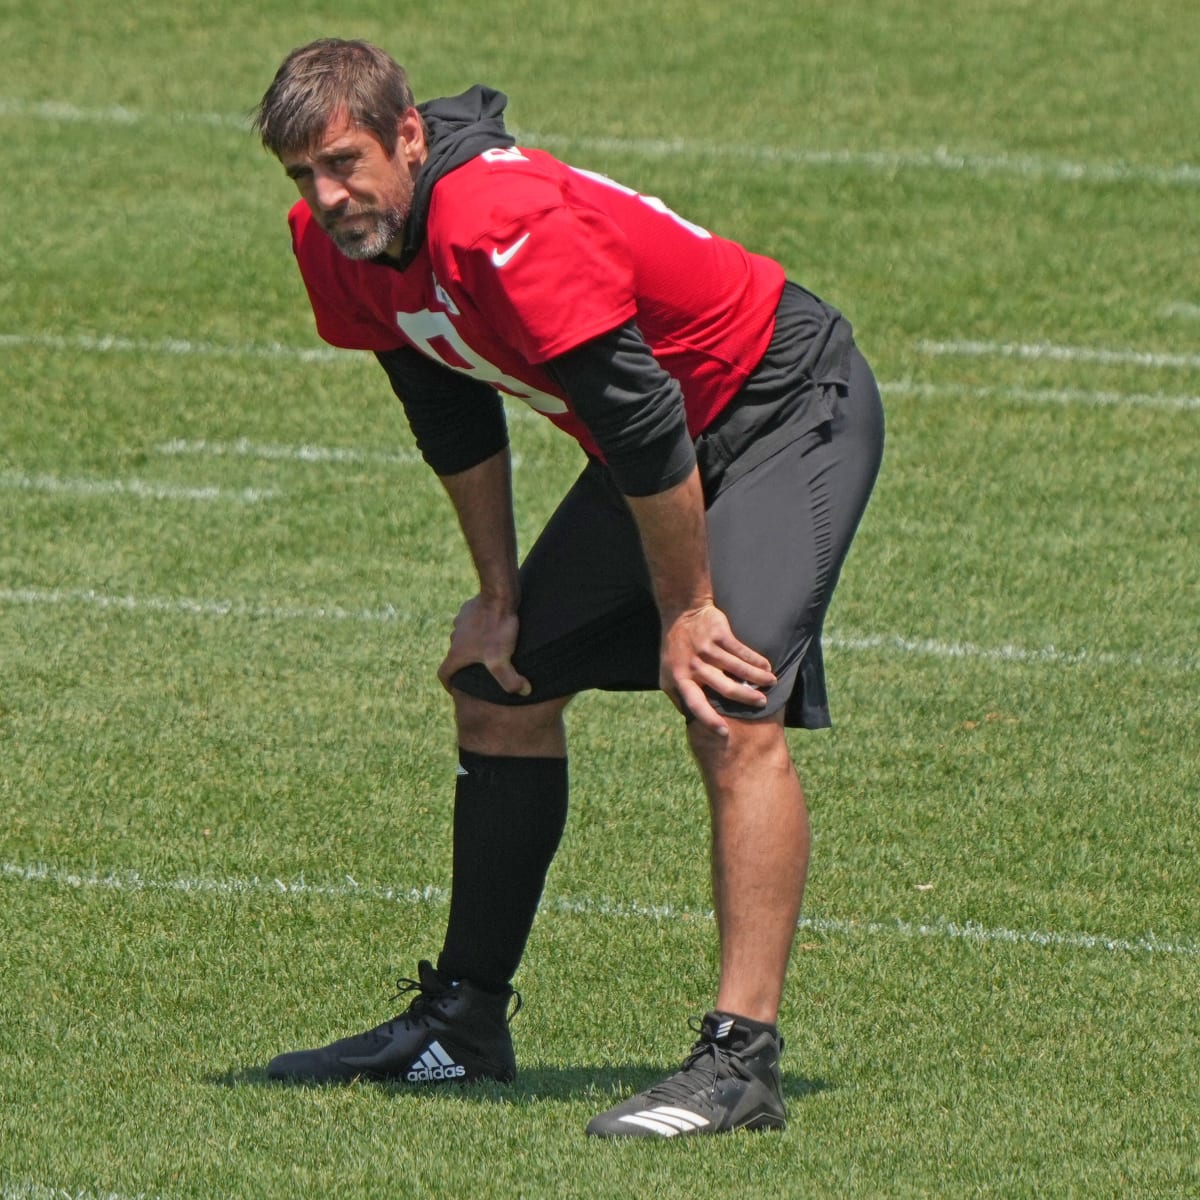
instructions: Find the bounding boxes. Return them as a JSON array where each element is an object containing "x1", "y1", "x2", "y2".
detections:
[{"x1": 437, "y1": 595, "x2": 532, "y2": 697}]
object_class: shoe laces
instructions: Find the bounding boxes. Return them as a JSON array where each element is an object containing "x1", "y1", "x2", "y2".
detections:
[
  {"x1": 384, "y1": 971, "x2": 442, "y2": 1028},
  {"x1": 381, "y1": 962, "x2": 522, "y2": 1032},
  {"x1": 641, "y1": 1017, "x2": 752, "y2": 1106}
]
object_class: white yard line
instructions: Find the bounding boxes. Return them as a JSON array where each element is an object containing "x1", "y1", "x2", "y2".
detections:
[
  {"x1": 917, "y1": 339, "x2": 1200, "y2": 371},
  {"x1": 884, "y1": 379, "x2": 1200, "y2": 412},
  {"x1": 525, "y1": 130, "x2": 1200, "y2": 189},
  {"x1": 0, "y1": 331, "x2": 341, "y2": 363},
  {"x1": 822, "y1": 631, "x2": 1199, "y2": 675},
  {"x1": 7, "y1": 330, "x2": 1200, "y2": 415},
  {"x1": 0, "y1": 96, "x2": 246, "y2": 129},
  {"x1": 155, "y1": 437, "x2": 422, "y2": 466},
  {"x1": 0, "y1": 472, "x2": 277, "y2": 504},
  {"x1": 1162, "y1": 302, "x2": 1200, "y2": 320},
  {"x1": 0, "y1": 1187, "x2": 150, "y2": 1200},
  {"x1": 0, "y1": 587, "x2": 409, "y2": 624},
  {"x1": 153, "y1": 437, "x2": 524, "y2": 469},
  {"x1": 3, "y1": 860, "x2": 1197, "y2": 959},
  {"x1": 1, "y1": 584, "x2": 1196, "y2": 674},
  {"x1": 3, "y1": 96, "x2": 1199, "y2": 188}
]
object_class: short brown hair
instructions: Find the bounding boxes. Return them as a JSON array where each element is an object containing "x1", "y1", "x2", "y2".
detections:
[{"x1": 253, "y1": 38, "x2": 416, "y2": 157}]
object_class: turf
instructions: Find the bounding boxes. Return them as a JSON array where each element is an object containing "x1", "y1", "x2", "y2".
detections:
[{"x1": 1, "y1": 0, "x2": 1198, "y2": 1196}]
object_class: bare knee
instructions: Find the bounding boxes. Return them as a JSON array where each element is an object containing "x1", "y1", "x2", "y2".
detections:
[
  {"x1": 688, "y1": 714, "x2": 793, "y2": 787},
  {"x1": 453, "y1": 688, "x2": 572, "y2": 758}
]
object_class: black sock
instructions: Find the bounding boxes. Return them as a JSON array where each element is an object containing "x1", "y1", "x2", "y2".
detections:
[
  {"x1": 437, "y1": 749, "x2": 568, "y2": 992},
  {"x1": 711, "y1": 1010, "x2": 779, "y2": 1048}
]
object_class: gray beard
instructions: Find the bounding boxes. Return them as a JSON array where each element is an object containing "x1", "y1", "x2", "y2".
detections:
[{"x1": 327, "y1": 206, "x2": 408, "y2": 260}]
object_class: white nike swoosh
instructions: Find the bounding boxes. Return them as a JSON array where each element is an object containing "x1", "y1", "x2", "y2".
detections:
[{"x1": 490, "y1": 232, "x2": 531, "y2": 268}]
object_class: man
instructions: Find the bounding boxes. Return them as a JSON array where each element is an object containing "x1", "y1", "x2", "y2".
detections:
[{"x1": 254, "y1": 38, "x2": 884, "y2": 1138}]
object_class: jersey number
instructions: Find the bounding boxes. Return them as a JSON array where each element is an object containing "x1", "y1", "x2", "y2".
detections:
[
  {"x1": 568, "y1": 165, "x2": 712, "y2": 240},
  {"x1": 394, "y1": 308, "x2": 568, "y2": 414}
]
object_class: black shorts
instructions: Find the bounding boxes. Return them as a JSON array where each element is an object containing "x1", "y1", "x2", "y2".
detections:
[{"x1": 452, "y1": 339, "x2": 885, "y2": 730}]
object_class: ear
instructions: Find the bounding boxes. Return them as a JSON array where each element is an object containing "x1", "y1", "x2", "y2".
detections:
[{"x1": 396, "y1": 107, "x2": 427, "y2": 167}]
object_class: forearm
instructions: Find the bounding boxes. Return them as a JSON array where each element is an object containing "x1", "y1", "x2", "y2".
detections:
[
  {"x1": 627, "y1": 464, "x2": 774, "y2": 733},
  {"x1": 438, "y1": 447, "x2": 521, "y2": 609},
  {"x1": 624, "y1": 466, "x2": 714, "y2": 621}
]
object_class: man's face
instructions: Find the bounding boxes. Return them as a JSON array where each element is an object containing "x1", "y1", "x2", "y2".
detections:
[{"x1": 280, "y1": 109, "x2": 425, "y2": 260}]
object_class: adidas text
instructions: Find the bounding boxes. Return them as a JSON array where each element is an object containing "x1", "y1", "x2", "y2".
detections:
[
  {"x1": 406, "y1": 1063, "x2": 467, "y2": 1082},
  {"x1": 407, "y1": 1040, "x2": 467, "y2": 1082}
]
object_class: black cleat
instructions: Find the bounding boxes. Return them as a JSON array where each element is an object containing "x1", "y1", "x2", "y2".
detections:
[
  {"x1": 586, "y1": 1012, "x2": 787, "y2": 1138},
  {"x1": 267, "y1": 960, "x2": 519, "y2": 1085}
]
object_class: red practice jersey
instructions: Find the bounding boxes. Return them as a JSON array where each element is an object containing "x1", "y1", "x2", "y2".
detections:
[{"x1": 290, "y1": 146, "x2": 786, "y2": 457}]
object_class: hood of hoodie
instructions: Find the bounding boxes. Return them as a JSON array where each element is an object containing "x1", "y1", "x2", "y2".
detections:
[{"x1": 387, "y1": 84, "x2": 515, "y2": 270}]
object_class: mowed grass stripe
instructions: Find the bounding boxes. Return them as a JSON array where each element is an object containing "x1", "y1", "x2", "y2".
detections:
[
  {"x1": 2, "y1": 585, "x2": 1196, "y2": 673},
  {"x1": 5, "y1": 860, "x2": 1198, "y2": 959},
  {"x1": 3, "y1": 96, "x2": 1200, "y2": 188}
]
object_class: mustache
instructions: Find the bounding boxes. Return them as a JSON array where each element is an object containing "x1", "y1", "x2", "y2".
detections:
[{"x1": 323, "y1": 201, "x2": 375, "y2": 221}]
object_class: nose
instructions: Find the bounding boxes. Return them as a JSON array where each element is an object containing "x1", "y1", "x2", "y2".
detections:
[{"x1": 312, "y1": 169, "x2": 350, "y2": 214}]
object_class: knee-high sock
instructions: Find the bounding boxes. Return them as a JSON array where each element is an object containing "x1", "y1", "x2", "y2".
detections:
[{"x1": 437, "y1": 748, "x2": 569, "y2": 991}]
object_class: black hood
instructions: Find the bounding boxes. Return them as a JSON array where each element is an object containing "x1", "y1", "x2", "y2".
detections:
[{"x1": 387, "y1": 85, "x2": 515, "y2": 270}]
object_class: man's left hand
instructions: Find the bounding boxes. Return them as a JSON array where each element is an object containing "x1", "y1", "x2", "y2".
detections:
[{"x1": 659, "y1": 603, "x2": 776, "y2": 737}]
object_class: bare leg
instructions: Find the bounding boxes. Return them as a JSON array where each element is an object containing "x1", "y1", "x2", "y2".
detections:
[
  {"x1": 688, "y1": 713, "x2": 809, "y2": 1022},
  {"x1": 452, "y1": 689, "x2": 571, "y2": 757}
]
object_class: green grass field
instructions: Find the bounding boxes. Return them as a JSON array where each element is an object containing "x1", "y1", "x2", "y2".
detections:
[{"x1": 2, "y1": 0, "x2": 1198, "y2": 1195}]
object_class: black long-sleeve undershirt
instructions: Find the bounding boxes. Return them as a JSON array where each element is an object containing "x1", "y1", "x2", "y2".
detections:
[
  {"x1": 375, "y1": 320, "x2": 695, "y2": 495},
  {"x1": 375, "y1": 344, "x2": 509, "y2": 477}
]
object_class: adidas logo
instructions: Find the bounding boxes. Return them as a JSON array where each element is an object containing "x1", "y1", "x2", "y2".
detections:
[
  {"x1": 406, "y1": 1040, "x2": 467, "y2": 1083},
  {"x1": 617, "y1": 1106, "x2": 711, "y2": 1137},
  {"x1": 714, "y1": 1018, "x2": 736, "y2": 1041}
]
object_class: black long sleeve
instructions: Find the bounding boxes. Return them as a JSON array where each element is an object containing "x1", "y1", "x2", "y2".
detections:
[
  {"x1": 375, "y1": 345, "x2": 508, "y2": 476},
  {"x1": 545, "y1": 321, "x2": 696, "y2": 497}
]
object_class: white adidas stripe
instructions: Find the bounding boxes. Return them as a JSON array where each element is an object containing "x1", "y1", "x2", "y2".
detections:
[
  {"x1": 652, "y1": 1106, "x2": 711, "y2": 1130},
  {"x1": 427, "y1": 1041, "x2": 456, "y2": 1068},
  {"x1": 617, "y1": 1114, "x2": 683, "y2": 1136},
  {"x1": 617, "y1": 1106, "x2": 710, "y2": 1136}
]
